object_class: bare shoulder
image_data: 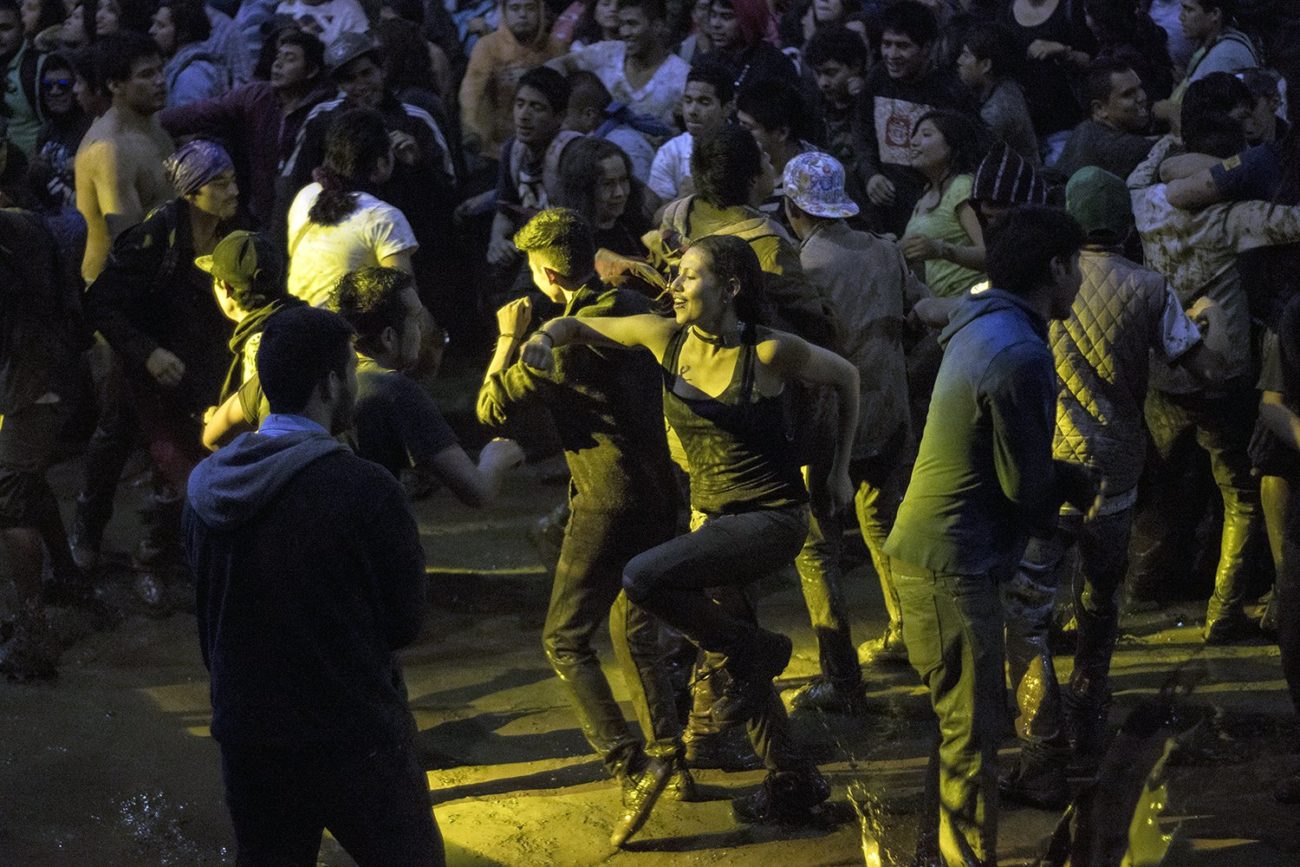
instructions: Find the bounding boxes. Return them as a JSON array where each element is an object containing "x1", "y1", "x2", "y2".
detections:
[{"x1": 753, "y1": 327, "x2": 806, "y2": 365}]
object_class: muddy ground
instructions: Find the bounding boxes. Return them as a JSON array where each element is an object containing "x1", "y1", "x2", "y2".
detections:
[{"x1": 1, "y1": 442, "x2": 1299, "y2": 866}]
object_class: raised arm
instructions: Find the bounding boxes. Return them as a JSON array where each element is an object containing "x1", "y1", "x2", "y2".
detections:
[
  {"x1": 519, "y1": 313, "x2": 676, "y2": 370},
  {"x1": 759, "y1": 334, "x2": 860, "y2": 511}
]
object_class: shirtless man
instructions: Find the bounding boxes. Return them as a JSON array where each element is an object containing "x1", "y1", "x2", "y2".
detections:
[{"x1": 76, "y1": 32, "x2": 174, "y2": 284}]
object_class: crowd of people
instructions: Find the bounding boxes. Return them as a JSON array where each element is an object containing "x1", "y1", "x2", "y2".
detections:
[{"x1": 3, "y1": 0, "x2": 1300, "y2": 863}]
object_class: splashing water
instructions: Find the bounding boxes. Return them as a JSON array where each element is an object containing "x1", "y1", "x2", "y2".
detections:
[{"x1": 848, "y1": 781, "x2": 890, "y2": 867}]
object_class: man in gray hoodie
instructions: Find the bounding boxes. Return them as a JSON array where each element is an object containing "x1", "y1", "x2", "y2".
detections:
[
  {"x1": 885, "y1": 206, "x2": 1093, "y2": 867},
  {"x1": 182, "y1": 306, "x2": 444, "y2": 866}
]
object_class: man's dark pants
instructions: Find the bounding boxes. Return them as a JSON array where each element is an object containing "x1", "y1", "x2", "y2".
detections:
[
  {"x1": 896, "y1": 563, "x2": 1007, "y2": 867},
  {"x1": 221, "y1": 740, "x2": 444, "y2": 866},
  {"x1": 542, "y1": 502, "x2": 682, "y2": 776}
]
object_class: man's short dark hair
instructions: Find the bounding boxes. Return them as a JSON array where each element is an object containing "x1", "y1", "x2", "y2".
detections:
[
  {"x1": 617, "y1": 0, "x2": 666, "y2": 21},
  {"x1": 962, "y1": 21, "x2": 1020, "y2": 81},
  {"x1": 986, "y1": 206, "x2": 1085, "y2": 296},
  {"x1": 1085, "y1": 58, "x2": 1136, "y2": 108},
  {"x1": 278, "y1": 28, "x2": 326, "y2": 78},
  {"x1": 513, "y1": 207, "x2": 596, "y2": 279},
  {"x1": 804, "y1": 25, "x2": 868, "y2": 72},
  {"x1": 98, "y1": 32, "x2": 162, "y2": 86},
  {"x1": 692, "y1": 124, "x2": 762, "y2": 208},
  {"x1": 1182, "y1": 72, "x2": 1252, "y2": 153},
  {"x1": 1183, "y1": 109, "x2": 1247, "y2": 157},
  {"x1": 517, "y1": 65, "x2": 571, "y2": 115},
  {"x1": 332, "y1": 267, "x2": 414, "y2": 352},
  {"x1": 736, "y1": 78, "x2": 814, "y2": 142},
  {"x1": 1185, "y1": 0, "x2": 1235, "y2": 17},
  {"x1": 879, "y1": 0, "x2": 938, "y2": 47},
  {"x1": 567, "y1": 70, "x2": 612, "y2": 115},
  {"x1": 686, "y1": 60, "x2": 735, "y2": 105},
  {"x1": 257, "y1": 307, "x2": 356, "y2": 414}
]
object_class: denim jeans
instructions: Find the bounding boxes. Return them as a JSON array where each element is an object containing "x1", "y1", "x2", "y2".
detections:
[
  {"x1": 794, "y1": 447, "x2": 906, "y2": 686},
  {"x1": 625, "y1": 505, "x2": 812, "y2": 771},
  {"x1": 542, "y1": 504, "x2": 681, "y2": 777},
  {"x1": 896, "y1": 563, "x2": 1006, "y2": 867},
  {"x1": 1139, "y1": 387, "x2": 1264, "y2": 620},
  {"x1": 1005, "y1": 509, "x2": 1132, "y2": 745},
  {"x1": 220, "y1": 739, "x2": 444, "y2": 866}
]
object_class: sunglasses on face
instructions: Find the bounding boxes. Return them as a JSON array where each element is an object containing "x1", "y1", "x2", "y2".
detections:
[{"x1": 42, "y1": 78, "x2": 74, "y2": 92}]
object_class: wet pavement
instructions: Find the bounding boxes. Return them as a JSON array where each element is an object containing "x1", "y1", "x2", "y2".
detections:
[{"x1": 1, "y1": 451, "x2": 1298, "y2": 866}]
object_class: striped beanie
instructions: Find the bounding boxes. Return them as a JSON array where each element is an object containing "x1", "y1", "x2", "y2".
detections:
[{"x1": 971, "y1": 143, "x2": 1048, "y2": 207}]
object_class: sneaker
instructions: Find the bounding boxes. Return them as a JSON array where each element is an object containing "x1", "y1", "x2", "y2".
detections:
[
  {"x1": 682, "y1": 727, "x2": 763, "y2": 771},
  {"x1": 711, "y1": 629, "x2": 792, "y2": 726},
  {"x1": 998, "y1": 744, "x2": 1070, "y2": 810},
  {"x1": 857, "y1": 623, "x2": 908, "y2": 666},
  {"x1": 0, "y1": 614, "x2": 59, "y2": 682},
  {"x1": 790, "y1": 678, "x2": 866, "y2": 715},
  {"x1": 611, "y1": 756, "x2": 670, "y2": 847},
  {"x1": 732, "y1": 768, "x2": 831, "y2": 824}
]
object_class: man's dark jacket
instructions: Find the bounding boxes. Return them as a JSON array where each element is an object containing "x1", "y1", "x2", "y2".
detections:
[{"x1": 183, "y1": 424, "x2": 427, "y2": 750}]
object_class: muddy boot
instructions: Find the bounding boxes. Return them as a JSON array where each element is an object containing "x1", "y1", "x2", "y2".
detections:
[
  {"x1": 134, "y1": 488, "x2": 184, "y2": 569},
  {"x1": 663, "y1": 755, "x2": 698, "y2": 802},
  {"x1": 1063, "y1": 681, "x2": 1112, "y2": 769},
  {"x1": 682, "y1": 725, "x2": 763, "y2": 771},
  {"x1": 0, "y1": 605, "x2": 59, "y2": 682},
  {"x1": 732, "y1": 766, "x2": 831, "y2": 824},
  {"x1": 999, "y1": 741, "x2": 1070, "y2": 809},
  {"x1": 857, "y1": 621, "x2": 908, "y2": 666},
  {"x1": 711, "y1": 629, "x2": 792, "y2": 726},
  {"x1": 611, "y1": 754, "x2": 671, "y2": 847},
  {"x1": 789, "y1": 676, "x2": 866, "y2": 715},
  {"x1": 1203, "y1": 505, "x2": 1260, "y2": 644}
]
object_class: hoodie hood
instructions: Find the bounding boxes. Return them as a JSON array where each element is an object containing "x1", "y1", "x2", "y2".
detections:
[
  {"x1": 187, "y1": 428, "x2": 345, "y2": 530},
  {"x1": 939, "y1": 287, "x2": 1046, "y2": 349}
]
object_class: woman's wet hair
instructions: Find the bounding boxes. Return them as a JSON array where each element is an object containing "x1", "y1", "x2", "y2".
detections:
[{"x1": 689, "y1": 235, "x2": 770, "y2": 326}]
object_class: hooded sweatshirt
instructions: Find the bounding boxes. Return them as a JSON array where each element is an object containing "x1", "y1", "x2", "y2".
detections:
[
  {"x1": 885, "y1": 288, "x2": 1059, "y2": 575},
  {"x1": 183, "y1": 419, "x2": 427, "y2": 750}
]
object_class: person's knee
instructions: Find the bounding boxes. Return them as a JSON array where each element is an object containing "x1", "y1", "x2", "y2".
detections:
[{"x1": 622, "y1": 552, "x2": 659, "y2": 603}]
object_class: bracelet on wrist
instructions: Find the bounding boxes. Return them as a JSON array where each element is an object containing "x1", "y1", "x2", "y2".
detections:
[
  {"x1": 533, "y1": 330, "x2": 555, "y2": 346},
  {"x1": 498, "y1": 332, "x2": 520, "y2": 340}
]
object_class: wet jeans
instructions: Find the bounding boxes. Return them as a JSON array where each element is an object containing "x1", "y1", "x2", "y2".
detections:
[
  {"x1": 896, "y1": 563, "x2": 1006, "y2": 867},
  {"x1": 220, "y1": 739, "x2": 444, "y2": 866},
  {"x1": 542, "y1": 504, "x2": 681, "y2": 777},
  {"x1": 1139, "y1": 387, "x2": 1264, "y2": 621},
  {"x1": 1005, "y1": 509, "x2": 1132, "y2": 745},
  {"x1": 794, "y1": 449, "x2": 905, "y2": 686},
  {"x1": 624, "y1": 505, "x2": 812, "y2": 771}
]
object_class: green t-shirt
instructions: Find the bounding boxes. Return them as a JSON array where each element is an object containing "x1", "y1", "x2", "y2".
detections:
[{"x1": 904, "y1": 173, "x2": 983, "y2": 298}]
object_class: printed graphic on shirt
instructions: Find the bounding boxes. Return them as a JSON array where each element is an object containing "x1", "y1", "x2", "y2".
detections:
[{"x1": 874, "y1": 96, "x2": 929, "y2": 167}]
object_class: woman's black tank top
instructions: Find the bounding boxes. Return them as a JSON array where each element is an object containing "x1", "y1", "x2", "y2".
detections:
[{"x1": 661, "y1": 325, "x2": 806, "y2": 516}]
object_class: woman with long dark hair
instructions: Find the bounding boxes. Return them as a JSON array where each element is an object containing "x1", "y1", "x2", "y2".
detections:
[
  {"x1": 285, "y1": 108, "x2": 419, "y2": 308},
  {"x1": 899, "y1": 109, "x2": 988, "y2": 298},
  {"x1": 519, "y1": 233, "x2": 859, "y2": 823},
  {"x1": 555, "y1": 137, "x2": 648, "y2": 257}
]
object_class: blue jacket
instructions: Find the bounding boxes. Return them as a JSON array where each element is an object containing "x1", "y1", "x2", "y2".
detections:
[{"x1": 886, "y1": 288, "x2": 1060, "y2": 575}]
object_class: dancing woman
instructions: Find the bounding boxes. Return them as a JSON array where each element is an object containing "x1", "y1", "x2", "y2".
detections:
[{"x1": 521, "y1": 234, "x2": 859, "y2": 824}]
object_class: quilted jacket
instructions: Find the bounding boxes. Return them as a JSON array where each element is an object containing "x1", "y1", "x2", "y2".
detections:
[{"x1": 1051, "y1": 249, "x2": 1198, "y2": 495}]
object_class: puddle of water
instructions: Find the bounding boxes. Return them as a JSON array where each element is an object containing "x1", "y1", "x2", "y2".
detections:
[{"x1": 116, "y1": 789, "x2": 229, "y2": 865}]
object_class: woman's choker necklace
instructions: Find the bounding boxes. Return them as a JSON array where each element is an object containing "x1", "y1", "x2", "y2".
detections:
[{"x1": 690, "y1": 325, "x2": 742, "y2": 347}]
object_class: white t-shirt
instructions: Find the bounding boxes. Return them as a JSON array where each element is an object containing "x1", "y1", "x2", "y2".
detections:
[
  {"x1": 286, "y1": 183, "x2": 419, "y2": 308},
  {"x1": 569, "y1": 41, "x2": 689, "y2": 129},
  {"x1": 647, "y1": 131, "x2": 693, "y2": 201},
  {"x1": 274, "y1": 0, "x2": 369, "y2": 51}
]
